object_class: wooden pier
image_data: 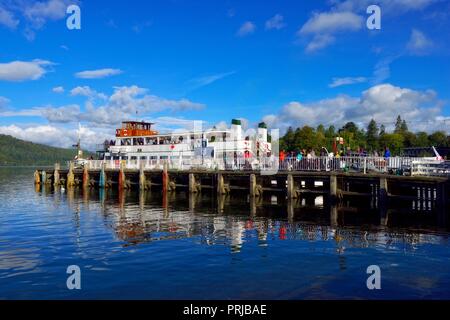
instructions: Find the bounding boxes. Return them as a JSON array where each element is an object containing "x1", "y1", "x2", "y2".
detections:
[{"x1": 35, "y1": 162, "x2": 450, "y2": 222}]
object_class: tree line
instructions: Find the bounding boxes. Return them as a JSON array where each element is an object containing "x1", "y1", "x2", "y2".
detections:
[
  {"x1": 0, "y1": 134, "x2": 92, "y2": 166},
  {"x1": 279, "y1": 115, "x2": 450, "y2": 156}
]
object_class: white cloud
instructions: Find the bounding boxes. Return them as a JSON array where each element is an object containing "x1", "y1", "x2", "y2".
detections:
[
  {"x1": 132, "y1": 20, "x2": 152, "y2": 33},
  {"x1": 75, "y1": 68, "x2": 123, "y2": 79},
  {"x1": 329, "y1": 77, "x2": 368, "y2": 88},
  {"x1": 335, "y1": 0, "x2": 437, "y2": 14},
  {"x1": 236, "y1": 21, "x2": 256, "y2": 37},
  {"x1": 70, "y1": 86, "x2": 107, "y2": 100},
  {"x1": 22, "y1": 0, "x2": 73, "y2": 29},
  {"x1": 0, "y1": 59, "x2": 53, "y2": 81},
  {"x1": 52, "y1": 86, "x2": 64, "y2": 93},
  {"x1": 305, "y1": 34, "x2": 336, "y2": 53},
  {"x1": 262, "y1": 84, "x2": 448, "y2": 133},
  {"x1": 0, "y1": 0, "x2": 77, "y2": 40},
  {"x1": 186, "y1": 71, "x2": 236, "y2": 91},
  {"x1": 0, "y1": 124, "x2": 112, "y2": 150},
  {"x1": 0, "y1": 6, "x2": 19, "y2": 29},
  {"x1": 298, "y1": 11, "x2": 363, "y2": 52},
  {"x1": 407, "y1": 29, "x2": 433, "y2": 55},
  {"x1": 1, "y1": 85, "x2": 205, "y2": 126},
  {"x1": 0, "y1": 96, "x2": 10, "y2": 110},
  {"x1": 297, "y1": 0, "x2": 435, "y2": 53},
  {"x1": 265, "y1": 14, "x2": 286, "y2": 30},
  {"x1": 41, "y1": 104, "x2": 81, "y2": 123},
  {"x1": 299, "y1": 11, "x2": 363, "y2": 35}
]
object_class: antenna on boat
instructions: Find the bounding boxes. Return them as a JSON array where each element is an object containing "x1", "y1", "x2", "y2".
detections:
[{"x1": 74, "y1": 122, "x2": 83, "y2": 158}]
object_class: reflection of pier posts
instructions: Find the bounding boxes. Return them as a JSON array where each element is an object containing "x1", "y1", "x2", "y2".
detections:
[
  {"x1": 330, "y1": 205, "x2": 338, "y2": 227},
  {"x1": 53, "y1": 163, "x2": 60, "y2": 186},
  {"x1": 380, "y1": 209, "x2": 390, "y2": 226},
  {"x1": 139, "y1": 190, "x2": 145, "y2": 211},
  {"x1": 83, "y1": 186, "x2": 90, "y2": 208},
  {"x1": 189, "y1": 192, "x2": 199, "y2": 212},
  {"x1": 250, "y1": 195, "x2": 257, "y2": 217},
  {"x1": 217, "y1": 194, "x2": 226, "y2": 214},
  {"x1": 287, "y1": 199, "x2": 295, "y2": 223}
]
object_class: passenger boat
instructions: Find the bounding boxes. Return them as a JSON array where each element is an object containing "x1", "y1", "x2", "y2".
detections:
[{"x1": 98, "y1": 119, "x2": 272, "y2": 169}]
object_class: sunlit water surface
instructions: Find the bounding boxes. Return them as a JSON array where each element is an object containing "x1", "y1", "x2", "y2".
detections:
[{"x1": 0, "y1": 168, "x2": 449, "y2": 299}]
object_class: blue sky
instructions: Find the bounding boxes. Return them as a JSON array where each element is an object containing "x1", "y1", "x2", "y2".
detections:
[{"x1": 0, "y1": 0, "x2": 449, "y2": 149}]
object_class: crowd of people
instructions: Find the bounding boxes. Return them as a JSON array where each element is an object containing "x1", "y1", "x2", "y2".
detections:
[{"x1": 278, "y1": 146, "x2": 392, "y2": 161}]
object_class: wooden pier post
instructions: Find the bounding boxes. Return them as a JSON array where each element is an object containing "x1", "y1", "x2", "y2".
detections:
[
  {"x1": 41, "y1": 170, "x2": 47, "y2": 185},
  {"x1": 250, "y1": 174, "x2": 262, "y2": 197},
  {"x1": 67, "y1": 162, "x2": 75, "y2": 187},
  {"x1": 379, "y1": 177, "x2": 389, "y2": 223},
  {"x1": 139, "y1": 163, "x2": 146, "y2": 190},
  {"x1": 250, "y1": 174, "x2": 256, "y2": 197},
  {"x1": 217, "y1": 173, "x2": 229, "y2": 195},
  {"x1": 329, "y1": 174, "x2": 338, "y2": 204},
  {"x1": 53, "y1": 163, "x2": 60, "y2": 186},
  {"x1": 118, "y1": 162, "x2": 126, "y2": 190},
  {"x1": 99, "y1": 163, "x2": 106, "y2": 189},
  {"x1": 189, "y1": 173, "x2": 200, "y2": 193},
  {"x1": 34, "y1": 170, "x2": 41, "y2": 185},
  {"x1": 287, "y1": 174, "x2": 297, "y2": 199},
  {"x1": 162, "y1": 161, "x2": 168, "y2": 193},
  {"x1": 82, "y1": 163, "x2": 90, "y2": 188}
]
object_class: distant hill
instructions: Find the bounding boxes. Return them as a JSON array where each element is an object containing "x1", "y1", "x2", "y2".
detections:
[{"x1": 0, "y1": 134, "x2": 92, "y2": 166}]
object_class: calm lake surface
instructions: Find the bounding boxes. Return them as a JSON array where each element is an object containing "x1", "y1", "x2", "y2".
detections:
[{"x1": 1, "y1": 167, "x2": 449, "y2": 299}]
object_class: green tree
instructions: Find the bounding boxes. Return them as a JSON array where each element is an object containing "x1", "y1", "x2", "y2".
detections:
[
  {"x1": 428, "y1": 131, "x2": 448, "y2": 147},
  {"x1": 294, "y1": 126, "x2": 317, "y2": 151},
  {"x1": 379, "y1": 133, "x2": 405, "y2": 155},
  {"x1": 366, "y1": 119, "x2": 379, "y2": 152},
  {"x1": 394, "y1": 115, "x2": 403, "y2": 134},
  {"x1": 415, "y1": 132, "x2": 429, "y2": 147}
]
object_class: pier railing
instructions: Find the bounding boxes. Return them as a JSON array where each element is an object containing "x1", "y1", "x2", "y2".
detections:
[{"x1": 72, "y1": 157, "x2": 450, "y2": 177}]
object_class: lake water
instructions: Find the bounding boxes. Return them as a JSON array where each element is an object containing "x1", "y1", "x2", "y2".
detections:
[{"x1": 1, "y1": 167, "x2": 449, "y2": 299}]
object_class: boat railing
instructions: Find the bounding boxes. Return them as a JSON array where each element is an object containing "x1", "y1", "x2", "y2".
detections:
[{"x1": 69, "y1": 156, "x2": 449, "y2": 177}]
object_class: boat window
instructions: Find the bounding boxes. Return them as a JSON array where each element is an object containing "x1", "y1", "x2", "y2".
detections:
[
  {"x1": 113, "y1": 156, "x2": 120, "y2": 160},
  {"x1": 131, "y1": 156, "x2": 137, "y2": 160},
  {"x1": 160, "y1": 156, "x2": 168, "y2": 160},
  {"x1": 121, "y1": 139, "x2": 131, "y2": 146},
  {"x1": 121, "y1": 156, "x2": 128, "y2": 160},
  {"x1": 140, "y1": 156, "x2": 147, "y2": 160},
  {"x1": 105, "y1": 156, "x2": 111, "y2": 160}
]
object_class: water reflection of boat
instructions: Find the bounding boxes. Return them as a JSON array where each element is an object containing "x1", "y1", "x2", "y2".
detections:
[{"x1": 77, "y1": 191, "x2": 447, "y2": 251}]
